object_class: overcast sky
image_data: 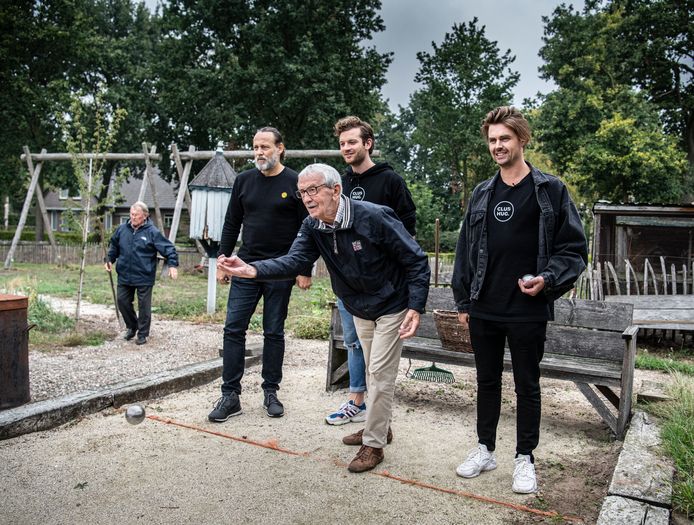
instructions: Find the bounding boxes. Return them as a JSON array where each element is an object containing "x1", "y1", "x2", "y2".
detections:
[{"x1": 370, "y1": 0, "x2": 585, "y2": 111}]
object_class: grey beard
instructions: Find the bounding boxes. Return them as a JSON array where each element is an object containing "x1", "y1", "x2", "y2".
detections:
[{"x1": 255, "y1": 156, "x2": 278, "y2": 172}]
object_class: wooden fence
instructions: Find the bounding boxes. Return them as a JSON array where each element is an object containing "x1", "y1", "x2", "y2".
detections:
[
  {"x1": 576, "y1": 256, "x2": 694, "y2": 301},
  {"x1": 0, "y1": 241, "x2": 203, "y2": 269}
]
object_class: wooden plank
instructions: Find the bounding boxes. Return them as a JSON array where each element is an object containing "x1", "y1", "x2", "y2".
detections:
[
  {"x1": 606, "y1": 261, "x2": 621, "y2": 295},
  {"x1": 546, "y1": 324, "x2": 627, "y2": 360},
  {"x1": 25, "y1": 147, "x2": 59, "y2": 263},
  {"x1": 553, "y1": 299, "x2": 633, "y2": 331},
  {"x1": 141, "y1": 143, "x2": 164, "y2": 232},
  {"x1": 4, "y1": 147, "x2": 44, "y2": 269},
  {"x1": 606, "y1": 294, "x2": 694, "y2": 309},
  {"x1": 330, "y1": 361, "x2": 349, "y2": 386},
  {"x1": 176, "y1": 149, "x2": 381, "y2": 161},
  {"x1": 333, "y1": 336, "x2": 622, "y2": 384},
  {"x1": 575, "y1": 382, "x2": 618, "y2": 435},
  {"x1": 20, "y1": 152, "x2": 162, "y2": 162}
]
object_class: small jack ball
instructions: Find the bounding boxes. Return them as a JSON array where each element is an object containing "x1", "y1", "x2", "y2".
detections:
[
  {"x1": 125, "y1": 404, "x2": 146, "y2": 425},
  {"x1": 522, "y1": 274, "x2": 535, "y2": 283}
]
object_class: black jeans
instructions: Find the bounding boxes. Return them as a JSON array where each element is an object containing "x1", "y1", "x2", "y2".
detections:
[
  {"x1": 469, "y1": 317, "x2": 546, "y2": 456},
  {"x1": 117, "y1": 284, "x2": 153, "y2": 337},
  {"x1": 221, "y1": 277, "x2": 294, "y2": 396}
]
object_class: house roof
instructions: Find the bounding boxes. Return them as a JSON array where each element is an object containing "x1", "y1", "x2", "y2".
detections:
[
  {"x1": 43, "y1": 168, "x2": 187, "y2": 212},
  {"x1": 114, "y1": 168, "x2": 186, "y2": 210},
  {"x1": 592, "y1": 203, "x2": 694, "y2": 217},
  {"x1": 189, "y1": 150, "x2": 236, "y2": 191}
]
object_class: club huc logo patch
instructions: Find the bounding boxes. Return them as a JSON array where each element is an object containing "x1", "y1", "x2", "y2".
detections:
[
  {"x1": 493, "y1": 201, "x2": 514, "y2": 222},
  {"x1": 350, "y1": 187, "x2": 365, "y2": 200}
]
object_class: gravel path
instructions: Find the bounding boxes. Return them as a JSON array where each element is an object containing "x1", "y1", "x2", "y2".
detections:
[{"x1": 29, "y1": 297, "x2": 256, "y2": 402}]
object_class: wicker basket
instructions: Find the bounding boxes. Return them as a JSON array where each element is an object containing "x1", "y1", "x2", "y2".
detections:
[{"x1": 433, "y1": 309, "x2": 473, "y2": 353}]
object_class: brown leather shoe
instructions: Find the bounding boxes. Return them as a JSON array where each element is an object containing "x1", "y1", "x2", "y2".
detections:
[
  {"x1": 342, "y1": 427, "x2": 393, "y2": 446},
  {"x1": 348, "y1": 445, "x2": 384, "y2": 473}
]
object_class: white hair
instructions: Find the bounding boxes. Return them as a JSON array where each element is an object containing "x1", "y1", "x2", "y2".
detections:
[{"x1": 298, "y1": 163, "x2": 341, "y2": 188}]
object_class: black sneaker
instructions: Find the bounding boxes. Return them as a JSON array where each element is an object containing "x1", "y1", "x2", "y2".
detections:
[
  {"x1": 263, "y1": 391, "x2": 284, "y2": 418},
  {"x1": 124, "y1": 328, "x2": 136, "y2": 341},
  {"x1": 208, "y1": 394, "x2": 242, "y2": 422},
  {"x1": 136, "y1": 335, "x2": 147, "y2": 345}
]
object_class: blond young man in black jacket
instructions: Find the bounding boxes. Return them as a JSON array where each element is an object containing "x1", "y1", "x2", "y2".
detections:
[{"x1": 452, "y1": 107, "x2": 587, "y2": 494}]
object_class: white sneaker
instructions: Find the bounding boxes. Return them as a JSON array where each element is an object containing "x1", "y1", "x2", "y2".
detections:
[
  {"x1": 325, "y1": 400, "x2": 367, "y2": 426},
  {"x1": 456, "y1": 444, "x2": 497, "y2": 478},
  {"x1": 512, "y1": 454, "x2": 537, "y2": 493}
]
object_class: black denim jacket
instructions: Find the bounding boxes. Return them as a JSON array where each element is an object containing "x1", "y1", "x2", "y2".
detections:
[{"x1": 452, "y1": 163, "x2": 588, "y2": 320}]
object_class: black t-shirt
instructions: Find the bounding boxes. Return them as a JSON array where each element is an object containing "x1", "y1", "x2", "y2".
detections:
[
  {"x1": 218, "y1": 167, "x2": 308, "y2": 263},
  {"x1": 471, "y1": 174, "x2": 549, "y2": 321}
]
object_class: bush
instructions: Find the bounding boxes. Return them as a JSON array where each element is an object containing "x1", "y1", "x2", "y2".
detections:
[
  {"x1": 292, "y1": 316, "x2": 330, "y2": 339},
  {"x1": 28, "y1": 293, "x2": 75, "y2": 334},
  {"x1": 0, "y1": 229, "x2": 35, "y2": 241}
]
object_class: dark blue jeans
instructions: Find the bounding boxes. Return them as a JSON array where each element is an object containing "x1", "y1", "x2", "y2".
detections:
[
  {"x1": 469, "y1": 317, "x2": 546, "y2": 456},
  {"x1": 117, "y1": 283, "x2": 153, "y2": 337},
  {"x1": 221, "y1": 277, "x2": 294, "y2": 396}
]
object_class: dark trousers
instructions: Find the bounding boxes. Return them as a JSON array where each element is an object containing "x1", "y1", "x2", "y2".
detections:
[
  {"x1": 221, "y1": 277, "x2": 294, "y2": 396},
  {"x1": 117, "y1": 284, "x2": 153, "y2": 337},
  {"x1": 469, "y1": 317, "x2": 547, "y2": 456}
]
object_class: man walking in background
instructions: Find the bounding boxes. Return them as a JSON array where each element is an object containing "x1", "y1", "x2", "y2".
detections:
[
  {"x1": 452, "y1": 106, "x2": 587, "y2": 493},
  {"x1": 325, "y1": 115, "x2": 417, "y2": 427},
  {"x1": 208, "y1": 126, "x2": 312, "y2": 423},
  {"x1": 105, "y1": 201, "x2": 179, "y2": 346}
]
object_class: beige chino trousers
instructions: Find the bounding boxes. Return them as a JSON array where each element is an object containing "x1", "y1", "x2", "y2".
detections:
[{"x1": 353, "y1": 309, "x2": 407, "y2": 448}]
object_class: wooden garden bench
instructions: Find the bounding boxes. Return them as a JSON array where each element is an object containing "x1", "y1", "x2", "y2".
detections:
[{"x1": 326, "y1": 287, "x2": 638, "y2": 439}]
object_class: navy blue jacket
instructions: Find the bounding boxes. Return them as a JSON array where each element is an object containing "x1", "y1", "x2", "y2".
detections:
[
  {"x1": 107, "y1": 219, "x2": 179, "y2": 286},
  {"x1": 452, "y1": 164, "x2": 587, "y2": 319},
  {"x1": 252, "y1": 197, "x2": 430, "y2": 321}
]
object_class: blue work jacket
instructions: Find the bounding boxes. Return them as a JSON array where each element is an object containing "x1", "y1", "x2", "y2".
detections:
[{"x1": 107, "y1": 219, "x2": 178, "y2": 286}]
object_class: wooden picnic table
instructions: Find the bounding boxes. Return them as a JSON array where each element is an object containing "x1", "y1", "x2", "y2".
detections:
[{"x1": 604, "y1": 294, "x2": 694, "y2": 331}]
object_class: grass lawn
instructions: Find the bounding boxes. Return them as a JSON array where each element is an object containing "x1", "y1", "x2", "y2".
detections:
[{"x1": 0, "y1": 262, "x2": 335, "y2": 342}]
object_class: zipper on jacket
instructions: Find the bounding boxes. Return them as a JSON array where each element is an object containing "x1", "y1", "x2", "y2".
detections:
[{"x1": 332, "y1": 230, "x2": 338, "y2": 254}]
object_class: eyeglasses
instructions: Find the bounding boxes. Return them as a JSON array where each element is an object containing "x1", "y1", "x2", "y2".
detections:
[{"x1": 295, "y1": 184, "x2": 328, "y2": 199}]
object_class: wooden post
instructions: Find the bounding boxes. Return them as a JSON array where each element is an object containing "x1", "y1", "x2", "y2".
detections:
[
  {"x1": 625, "y1": 259, "x2": 640, "y2": 295},
  {"x1": 643, "y1": 258, "x2": 658, "y2": 295},
  {"x1": 169, "y1": 144, "x2": 194, "y2": 244},
  {"x1": 671, "y1": 264, "x2": 677, "y2": 295},
  {"x1": 4, "y1": 147, "x2": 45, "y2": 269},
  {"x1": 606, "y1": 261, "x2": 621, "y2": 295},
  {"x1": 170, "y1": 144, "x2": 205, "y2": 257},
  {"x1": 660, "y1": 256, "x2": 667, "y2": 295},
  {"x1": 141, "y1": 143, "x2": 164, "y2": 232},
  {"x1": 24, "y1": 147, "x2": 60, "y2": 264}
]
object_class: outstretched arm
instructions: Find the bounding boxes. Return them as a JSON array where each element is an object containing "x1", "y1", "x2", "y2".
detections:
[{"x1": 217, "y1": 255, "x2": 258, "y2": 279}]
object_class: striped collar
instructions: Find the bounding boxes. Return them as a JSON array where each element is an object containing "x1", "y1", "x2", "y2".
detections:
[{"x1": 317, "y1": 194, "x2": 350, "y2": 230}]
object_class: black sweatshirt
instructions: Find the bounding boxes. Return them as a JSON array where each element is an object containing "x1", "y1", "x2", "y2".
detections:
[
  {"x1": 218, "y1": 167, "x2": 310, "y2": 276},
  {"x1": 342, "y1": 162, "x2": 417, "y2": 236}
]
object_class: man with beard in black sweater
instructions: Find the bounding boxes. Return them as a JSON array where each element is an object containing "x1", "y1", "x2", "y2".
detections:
[
  {"x1": 208, "y1": 127, "x2": 312, "y2": 422},
  {"x1": 324, "y1": 116, "x2": 417, "y2": 427}
]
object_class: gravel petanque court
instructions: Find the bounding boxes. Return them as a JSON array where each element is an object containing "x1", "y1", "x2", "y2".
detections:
[{"x1": 0, "y1": 299, "x2": 624, "y2": 524}]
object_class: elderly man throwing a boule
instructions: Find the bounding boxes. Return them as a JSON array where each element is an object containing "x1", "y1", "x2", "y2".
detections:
[{"x1": 217, "y1": 163, "x2": 430, "y2": 473}]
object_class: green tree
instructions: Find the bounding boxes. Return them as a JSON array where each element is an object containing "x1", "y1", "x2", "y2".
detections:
[
  {"x1": 59, "y1": 91, "x2": 126, "y2": 322},
  {"x1": 155, "y1": 0, "x2": 392, "y2": 167},
  {"x1": 539, "y1": 0, "x2": 694, "y2": 162},
  {"x1": 402, "y1": 19, "x2": 519, "y2": 227},
  {"x1": 569, "y1": 109, "x2": 688, "y2": 203},
  {"x1": 0, "y1": 0, "x2": 101, "y2": 203}
]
